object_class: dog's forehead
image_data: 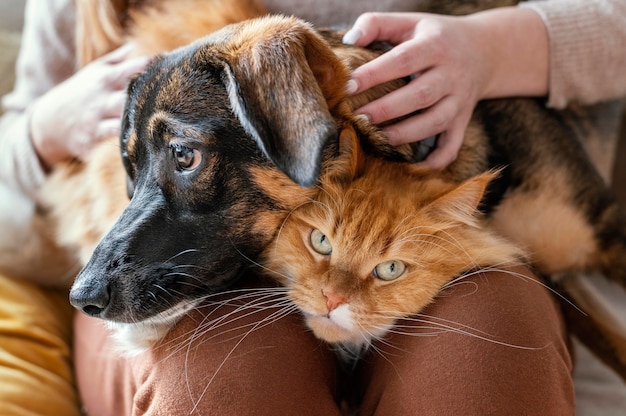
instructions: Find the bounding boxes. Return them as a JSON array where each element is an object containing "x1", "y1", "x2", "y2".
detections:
[
  {"x1": 125, "y1": 44, "x2": 233, "y2": 150},
  {"x1": 126, "y1": 14, "x2": 313, "y2": 135},
  {"x1": 152, "y1": 46, "x2": 224, "y2": 106}
]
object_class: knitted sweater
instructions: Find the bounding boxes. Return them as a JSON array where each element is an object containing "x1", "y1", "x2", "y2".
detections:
[{"x1": 1, "y1": 0, "x2": 625, "y2": 198}]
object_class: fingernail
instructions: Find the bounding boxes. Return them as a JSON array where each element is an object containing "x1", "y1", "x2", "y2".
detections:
[
  {"x1": 355, "y1": 113, "x2": 371, "y2": 123},
  {"x1": 342, "y1": 28, "x2": 362, "y2": 45},
  {"x1": 346, "y1": 79, "x2": 359, "y2": 95}
]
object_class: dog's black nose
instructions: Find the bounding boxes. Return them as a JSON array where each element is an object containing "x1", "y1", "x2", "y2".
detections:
[{"x1": 69, "y1": 282, "x2": 111, "y2": 318}]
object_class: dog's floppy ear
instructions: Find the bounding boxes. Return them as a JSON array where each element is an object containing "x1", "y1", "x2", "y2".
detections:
[{"x1": 220, "y1": 16, "x2": 350, "y2": 187}]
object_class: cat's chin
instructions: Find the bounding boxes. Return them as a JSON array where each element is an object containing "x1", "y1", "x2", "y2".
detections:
[
  {"x1": 307, "y1": 315, "x2": 358, "y2": 344},
  {"x1": 304, "y1": 306, "x2": 367, "y2": 346}
]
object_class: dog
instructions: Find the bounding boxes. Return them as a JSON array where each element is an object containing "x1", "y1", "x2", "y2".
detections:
[
  {"x1": 8, "y1": 0, "x2": 268, "y2": 286},
  {"x1": 13, "y1": 0, "x2": 626, "y2": 379}
]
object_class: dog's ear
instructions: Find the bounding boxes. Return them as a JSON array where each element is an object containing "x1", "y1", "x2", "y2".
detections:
[
  {"x1": 120, "y1": 73, "x2": 142, "y2": 199},
  {"x1": 220, "y1": 16, "x2": 350, "y2": 187}
]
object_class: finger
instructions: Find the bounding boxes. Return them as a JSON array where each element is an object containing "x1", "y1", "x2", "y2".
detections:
[
  {"x1": 348, "y1": 38, "x2": 438, "y2": 96},
  {"x1": 356, "y1": 70, "x2": 448, "y2": 124},
  {"x1": 381, "y1": 96, "x2": 457, "y2": 146},
  {"x1": 343, "y1": 13, "x2": 423, "y2": 47},
  {"x1": 95, "y1": 118, "x2": 122, "y2": 142},
  {"x1": 99, "y1": 42, "x2": 138, "y2": 64},
  {"x1": 74, "y1": 118, "x2": 121, "y2": 160},
  {"x1": 101, "y1": 90, "x2": 127, "y2": 118},
  {"x1": 106, "y1": 55, "x2": 152, "y2": 89},
  {"x1": 421, "y1": 117, "x2": 469, "y2": 170}
]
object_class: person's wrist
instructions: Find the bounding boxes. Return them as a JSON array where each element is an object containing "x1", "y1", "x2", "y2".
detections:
[{"x1": 466, "y1": 7, "x2": 549, "y2": 100}]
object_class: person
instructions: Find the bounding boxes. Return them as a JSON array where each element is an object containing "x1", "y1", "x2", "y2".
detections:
[
  {"x1": 0, "y1": 0, "x2": 624, "y2": 414},
  {"x1": 342, "y1": 3, "x2": 626, "y2": 169}
]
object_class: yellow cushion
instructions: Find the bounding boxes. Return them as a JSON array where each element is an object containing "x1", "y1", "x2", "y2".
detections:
[{"x1": 0, "y1": 273, "x2": 80, "y2": 416}]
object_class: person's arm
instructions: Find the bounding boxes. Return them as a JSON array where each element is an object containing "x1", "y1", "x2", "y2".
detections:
[
  {"x1": 0, "y1": 0, "x2": 77, "y2": 198},
  {"x1": 0, "y1": 0, "x2": 150, "y2": 200},
  {"x1": 520, "y1": 0, "x2": 626, "y2": 109},
  {"x1": 344, "y1": 1, "x2": 626, "y2": 169},
  {"x1": 343, "y1": 7, "x2": 549, "y2": 169}
]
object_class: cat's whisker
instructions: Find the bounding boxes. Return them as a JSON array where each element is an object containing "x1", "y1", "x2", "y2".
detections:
[
  {"x1": 157, "y1": 301, "x2": 298, "y2": 389},
  {"x1": 400, "y1": 223, "x2": 502, "y2": 272},
  {"x1": 388, "y1": 313, "x2": 545, "y2": 350},
  {"x1": 161, "y1": 271, "x2": 197, "y2": 280},
  {"x1": 443, "y1": 261, "x2": 522, "y2": 288},
  {"x1": 170, "y1": 263, "x2": 207, "y2": 270},
  {"x1": 163, "y1": 248, "x2": 201, "y2": 264},
  {"x1": 353, "y1": 329, "x2": 409, "y2": 377},
  {"x1": 445, "y1": 266, "x2": 585, "y2": 314},
  {"x1": 191, "y1": 301, "x2": 297, "y2": 349},
  {"x1": 196, "y1": 300, "x2": 294, "y2": 338},
  {"x1": 222, "y1": 233, "x2": 303, "y2": 285},
  {"x1": 154, "y1": 287, "x2": 290, "y2": 354},
  {"x1": 389, "y1": 213, "x2": 425, "y2": 239},
  {"x1": 190, "y1": 293, "x2": 290, "y2": 337},
  {"x1": 273, "y1": 197, "x2": 326, "y2": 254},
  {"x1": 187, "y1": 302, "x2": 299, "y2": 413},
  {"x1": 394, "y1": 233, "x2": 463, "y2": 257},
  {"x1": 393, "y1": 222, "x2": 444, "y2": 244},
  {"x1": 194, "y1": 295, "x2": 293, "y2": 337},
  {"x1": 159, "y1": 267, "x2": 210, "y2": 287},
  {"x1": 398, "y1": 230, "x2": 481, "y2": 269},
  {"x1": 372, "y1": 308, "x2": 495, "y2": 341}
]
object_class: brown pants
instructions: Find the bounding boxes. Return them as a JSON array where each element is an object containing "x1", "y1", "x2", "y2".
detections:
[{"x1": 74, "y1": 267, "x2": 575, "y2": 415}]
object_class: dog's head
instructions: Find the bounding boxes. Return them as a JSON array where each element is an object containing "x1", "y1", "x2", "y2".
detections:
[{"x1": 69, "y1": 15, "x2": 367, "y2": 330}]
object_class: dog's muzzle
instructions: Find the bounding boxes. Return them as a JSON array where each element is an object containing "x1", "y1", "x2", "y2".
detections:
[{"x1": 69, "y1": 276, "x2": 112, "y2": 318}]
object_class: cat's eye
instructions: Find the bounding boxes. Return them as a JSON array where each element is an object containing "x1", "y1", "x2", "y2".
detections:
[
  {"x1": 310, "y1": 228, "x2": 332, "y2": 255},
  {"x1": 374, "y1": 260, "x2": 406, "y2": 281},
  {"x1": 171, "y1": 142, "x2": 201, "y2": 171}
]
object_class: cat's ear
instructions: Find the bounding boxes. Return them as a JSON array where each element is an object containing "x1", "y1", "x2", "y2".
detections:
[
  {"x1": 428, "y1": 171, "x2": 498, "y2": 226},
  {"x1": 321, "y1": 126, "x2": 366, "y2": 184},
  {"x1": 341, "y1": 126, "x2": 367, "y2": 178}
]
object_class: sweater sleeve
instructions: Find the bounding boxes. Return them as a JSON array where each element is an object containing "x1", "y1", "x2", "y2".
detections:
[
  {"x1": 0, "y1": 0, "x2": 76, "y2": 199},
  {"x1": 520, "y1": 0, "x2": 626, "y2": 109}
]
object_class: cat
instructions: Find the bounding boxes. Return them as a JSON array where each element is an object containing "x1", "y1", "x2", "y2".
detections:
[{"x1": 262, "y1": 131, "x2": 525, "y2": 352}]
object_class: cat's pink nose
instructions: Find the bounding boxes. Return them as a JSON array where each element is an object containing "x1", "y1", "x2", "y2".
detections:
[{"x1": 322, "y1": 288, "x2": 347, "y2": 312}]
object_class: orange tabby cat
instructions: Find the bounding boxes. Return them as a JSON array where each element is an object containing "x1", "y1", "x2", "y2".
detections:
[{"x1": 262, "y1": 131, "x2": 525, "y2": 349}]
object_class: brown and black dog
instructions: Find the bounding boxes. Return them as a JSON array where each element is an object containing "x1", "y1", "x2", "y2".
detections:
[{"x1": 19, "y1": 0, "x2": 626, "y2": 378}]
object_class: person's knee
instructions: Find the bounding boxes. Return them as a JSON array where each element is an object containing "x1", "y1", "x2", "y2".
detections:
[{"x1": 356, "y1": 266, "x2": 575, "y2": 415}]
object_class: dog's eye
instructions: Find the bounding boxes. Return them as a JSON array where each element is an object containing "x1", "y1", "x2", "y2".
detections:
[{"x1": 171, "y1": 143, "x2": 201, "y2": 171}]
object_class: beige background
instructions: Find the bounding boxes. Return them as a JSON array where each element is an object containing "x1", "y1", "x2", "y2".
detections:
[{"x1": 0, "y1": 0, "x2": 24, "y2": 102}]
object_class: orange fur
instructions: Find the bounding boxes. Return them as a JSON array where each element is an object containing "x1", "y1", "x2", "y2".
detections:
[
  {"x1": 127, "y1": 0, "x2": 267, "y2": 55},
  {"x1": 262, "y1": 132, "x2": 524, "y2": 347},
  {"x1": 24, "y1": 4, "x2": 626, "y2": 378},
  {"x1": 74, "y1": 0, "x2": 125, "y2": 67}
]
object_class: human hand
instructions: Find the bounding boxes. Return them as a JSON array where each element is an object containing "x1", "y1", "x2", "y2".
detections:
[
  {"x1": 343, "y1": 9, "x2": 548, "y2": 169},
  {"x1": 30, "y1": 43, "x2": 152, "y2": 169},
  {"x1": 343, "y1": 12, "x2": 490, "y2": 168}
]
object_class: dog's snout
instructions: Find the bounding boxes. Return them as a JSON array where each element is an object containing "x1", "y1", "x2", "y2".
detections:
[{"x1": 69, "y1": 282, "x2": 111, "y2": 318}]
